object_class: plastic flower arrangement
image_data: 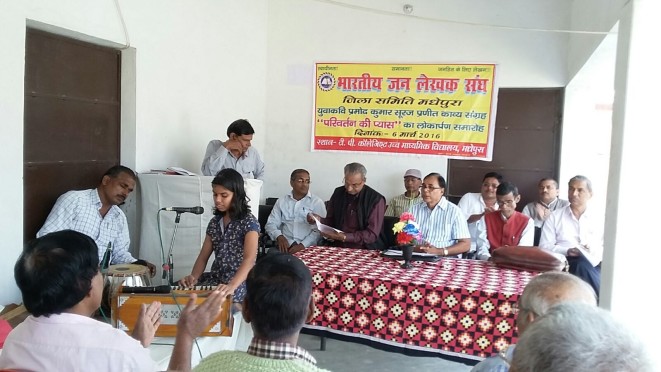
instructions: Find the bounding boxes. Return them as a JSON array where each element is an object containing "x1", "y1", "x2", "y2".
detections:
[{"x1": 392, "y1": 212, "x2": 422, "y2": 246}]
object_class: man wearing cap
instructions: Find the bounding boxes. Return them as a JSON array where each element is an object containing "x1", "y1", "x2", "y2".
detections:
[{"x1": 385, "y1": 169, "x2": 423, "y2": 217}]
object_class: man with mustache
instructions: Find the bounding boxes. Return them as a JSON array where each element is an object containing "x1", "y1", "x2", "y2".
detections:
[
  {"x1": 522, "y1": 178, "x2": 569, "y2": 245},
  {"x1": 201, "y1": 118, "x2": 265, "y2": 180},
  {"x1": 37, "y1": 165, "x2": 156, "y2": 275},
  {"x1": 539, "y1": 175, "x2": 602, "y2": 295}
]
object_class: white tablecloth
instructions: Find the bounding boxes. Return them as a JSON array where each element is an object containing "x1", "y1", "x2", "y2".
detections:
[
  {"x1": 148, "y1": 311, "x2": 253, "y2": 370},
  {"x1": 135, "y1": 174, "x2": 262, "y2": 283}
]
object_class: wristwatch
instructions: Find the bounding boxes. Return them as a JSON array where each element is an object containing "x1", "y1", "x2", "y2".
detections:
[{"x1": 443, "y1": 248, "x2": 448, "y2": 256}]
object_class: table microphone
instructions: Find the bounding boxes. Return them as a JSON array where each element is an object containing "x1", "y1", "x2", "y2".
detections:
[
  {"x1": 160, "y1": 206, "x2": 204, "y2": 214},
  {"x1": 121, "y1": 285, "x2": 172, "y2": 294}
]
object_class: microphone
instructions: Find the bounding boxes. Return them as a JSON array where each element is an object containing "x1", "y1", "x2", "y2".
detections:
[
  {"x1": 160, "y1": 206, "x2": 204, "y2": 214},
  {"x1": 121, "y1": 285, "x2": 172, "y2": 294}
]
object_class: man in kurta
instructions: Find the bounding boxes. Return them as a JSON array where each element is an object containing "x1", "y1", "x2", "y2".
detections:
[
  {"x1": 475, "y1": 182, "x2": 534, "y2": 260},
  {"x1": 307, "y1": 163, "x2": 386, "y2": 250},
  {"x1": 539, "y1": 175, "x2": 602, "y2": 295}
]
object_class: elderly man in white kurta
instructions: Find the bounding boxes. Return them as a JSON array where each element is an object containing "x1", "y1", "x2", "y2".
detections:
[{"x1": 539, "y1": 175, "x2": 602, "y2": 295}]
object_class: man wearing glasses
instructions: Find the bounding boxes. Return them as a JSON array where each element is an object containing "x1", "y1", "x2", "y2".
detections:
[
  {"x1": 474, "y1": 182, "x2": 535, "y2": 261},
  {"x1": 410, "y1": 173, "x2": 470, "y2": 257},
  {"x1": 265, "y1": 169, "x2": 326, "y2": 253},
  {"x1": 308, "y1": 163, "x2": 386, "y2": 250},
  {"x1": 470, "y1": 272, "x2": 596, "y2": 372}
]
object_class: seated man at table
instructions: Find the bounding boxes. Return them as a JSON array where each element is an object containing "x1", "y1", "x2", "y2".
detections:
[
  {"x1": 539, "y1": 175, "x2": 603, "y2": 295},
  {"x1": 510, "y1": 303, "x2": 653, "y2": 372},
  {"x1": 174, "y1": 252, "x2": 330, "y2": 372},
  {"x1": 308, "y1": 162, "x2": 386, "y2": 250},
  {"x1": 0, "y1": 230, "x2": 161, "y2": 370},
  {"x1": 265, "y1": 169, "x2": 327, "y2": 253},
  {"x1": 384, "y1": 168, "x2": 423, "y2": 217},
  {"x1": 458, "y1": 172, "x2": 503, "y2": 255},
  {"x1": 201, "y1": 118, "x2": 265, "y2": 180},
  {"x1": 410, "y1": 173, "x2": 470, "y2": 257},
  {"x1": 37, "y1": 165, "x2": 156, "y2": 276},
  {"x1": 471, "y1": 271, "x2": 597, "y2": 372},
  {"x1": 522, "y1": 178, "x2": 570, "y2": 245},
  {"x1": 475, "y1": 182, "x2": 535, "y2": 261}
]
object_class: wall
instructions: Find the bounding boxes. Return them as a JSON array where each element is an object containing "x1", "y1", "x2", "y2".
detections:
[
  {"x1": 263, "y1": 0, "x2": 570, "y2": 203},
  {"x1": 560, "y1": 30, "x2": 617, "y2": 216},
  {"x1": 0, "y1": 0, "x2": 615, "y2": 306},
  {"x1": 0, "y1": 0, "x2": 268, "y2": 305},
  {"x1": 567, "y1": 0, "x2": 626, "y2": 81}
]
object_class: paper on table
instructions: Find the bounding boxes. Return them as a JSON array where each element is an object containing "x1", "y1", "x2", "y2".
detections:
[
  {"x1": 383, "y1": 249, "x2": 438, "y2": 257},
  {"x1": 312, "y1": 215, "x2": 343, "y2": 234},
  {"x1": 167, "y1": 167, "x2": 197, "y2": 176}
]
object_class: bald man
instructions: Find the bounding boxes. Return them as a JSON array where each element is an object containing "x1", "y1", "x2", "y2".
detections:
[{"x1": 470, "y1": 272, "x2": 597, "y2": 372}]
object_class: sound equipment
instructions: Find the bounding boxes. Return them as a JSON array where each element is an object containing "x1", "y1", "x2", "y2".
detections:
[{"x1": 111, "y1": 286, "x2": 233, "y2": 337}]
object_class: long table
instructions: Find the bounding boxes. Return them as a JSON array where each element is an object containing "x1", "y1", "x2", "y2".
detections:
[{"x1": 297, "y1": 247, "x2": 537, "y2": 362}]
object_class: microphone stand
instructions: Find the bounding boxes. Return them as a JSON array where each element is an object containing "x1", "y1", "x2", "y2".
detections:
[{"x1": 164, "y1": 212, "x2": 182, "y2": 286}]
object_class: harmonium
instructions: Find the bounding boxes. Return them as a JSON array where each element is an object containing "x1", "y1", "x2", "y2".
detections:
[{"x1": 111, "y1": 285, "x2": 233, "y2": 337}]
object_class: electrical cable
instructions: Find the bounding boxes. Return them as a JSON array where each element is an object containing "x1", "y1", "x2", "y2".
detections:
[{"x1": 113, "y1": 0, "x2": 131, "y2": 49}]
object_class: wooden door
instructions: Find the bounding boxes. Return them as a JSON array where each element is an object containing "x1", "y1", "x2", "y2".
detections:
[
  {"x1": 447, "y1": 88, "x2": 564, "y2": 210},
  {"x1": 23, "y1": 29, "x2": 121, "y2": 241}
]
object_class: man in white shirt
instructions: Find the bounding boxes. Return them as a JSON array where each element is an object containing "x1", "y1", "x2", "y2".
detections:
[
  {"x1": 457, "y1": 172, "x2": 503, "y2": 255},
  {"x1": 539, "y1": 175, "x2": 603, "y2": 295},
  {"x1": 522, "y1": 178, "x2": 570, "y2": 245},
  {"x1": 265, "y1": 169, "x2": 327, "y2": 253},
  {"x1": 1, "y1": 230, "x2": 228, "y2": 372},
  {"x1": 0, "y1": 230, "x2": 161, "y2": 371},
  {"x1": 201, "y1": 118, "x2": 265, "y2": 180}
]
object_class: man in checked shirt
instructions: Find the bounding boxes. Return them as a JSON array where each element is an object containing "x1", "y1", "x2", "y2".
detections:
[{"x1": 37, "y1": 165, "x2": 156, "y2": 276}]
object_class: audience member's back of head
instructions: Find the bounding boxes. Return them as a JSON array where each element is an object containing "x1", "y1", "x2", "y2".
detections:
[
  {"x1": 511, "y1": 303, "x2": 653, "y2": 372},
  {"x1": 15, "y1": 230, "x2": 99, "y2": 317},
  {"x1": 245, "y1": 252, "x2": 312, "y2": 340},
  {"x1": 519, "y1": 271, "x2": 597, "y2": 314}
]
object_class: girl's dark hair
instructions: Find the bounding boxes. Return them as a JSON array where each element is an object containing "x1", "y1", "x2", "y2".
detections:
[{"x1": 212, "y1": 168, "x2": 251, "y2": 219}]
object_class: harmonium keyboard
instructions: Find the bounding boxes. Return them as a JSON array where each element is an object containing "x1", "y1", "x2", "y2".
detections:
[{"x1": 111, "y1": 285, "x2": 232, "y2": 337}]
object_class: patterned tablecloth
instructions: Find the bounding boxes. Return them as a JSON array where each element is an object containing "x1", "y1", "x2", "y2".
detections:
[{"x1": 297, "y1": 246, "x2": 537, "y2": 361}]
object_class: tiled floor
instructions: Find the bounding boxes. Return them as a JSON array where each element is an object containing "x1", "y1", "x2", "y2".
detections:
[{"x1": 298, "y1": 333, "x2": 475, "y2": 372}]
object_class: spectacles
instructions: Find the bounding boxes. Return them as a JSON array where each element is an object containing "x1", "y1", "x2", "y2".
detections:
[
  {"x1": 293, "y1": 178, "x2": 311, "y2": 184},
  {"x1": 420, "y1": 185, "x2": 443, "y2": 191}
]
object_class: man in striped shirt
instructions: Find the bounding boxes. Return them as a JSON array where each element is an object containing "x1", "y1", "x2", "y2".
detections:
[
  {"x1": 385, "y1": 169, "x2": 423, "y2": 217},
  {"x1": 410, "y1": 173, "x2": 470, "y2": 257}
]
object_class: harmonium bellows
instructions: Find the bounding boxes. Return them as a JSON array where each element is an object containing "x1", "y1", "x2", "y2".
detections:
[{"x1": 111, "y1": 285, "x2": 233, "y2": 337}]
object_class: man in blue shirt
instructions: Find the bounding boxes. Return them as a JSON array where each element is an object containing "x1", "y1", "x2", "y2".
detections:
[
  {"x1": 410, "y1": 172, "x2": 470, "y2": 257},
  {"x1": 265, "y1": 169, "x2": 326, "y2": 253}
]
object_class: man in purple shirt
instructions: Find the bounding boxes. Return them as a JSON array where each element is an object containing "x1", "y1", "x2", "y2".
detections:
[{"x1": 308, "y1": 163, "x2": 386, "y2": 250}]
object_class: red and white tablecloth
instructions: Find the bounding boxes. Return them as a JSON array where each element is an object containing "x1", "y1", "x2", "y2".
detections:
[{"x1": 297, "y1": 246, "x2": 537, "y2": 361}]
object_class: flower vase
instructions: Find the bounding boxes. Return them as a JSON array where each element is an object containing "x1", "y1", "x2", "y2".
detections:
[{"x1": 401, "y1": 244, "x2": 414, "y2": 269}]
